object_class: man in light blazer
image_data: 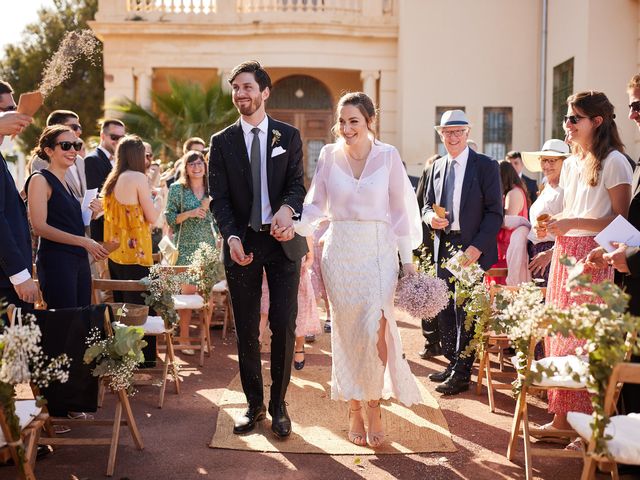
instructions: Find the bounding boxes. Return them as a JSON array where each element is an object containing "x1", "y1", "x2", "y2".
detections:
[
  {"x1": 29, "y1": 110, "x2": 87, "y2": 201},
  {"x1": 423, "y1": 110, "x2": 503, "y2": 395},
  {"x1": 209, "y1": 61, "x2": 307, "y2": 439}
]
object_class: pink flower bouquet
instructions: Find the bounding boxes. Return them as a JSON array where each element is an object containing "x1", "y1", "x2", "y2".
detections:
[{"x1": 395, "y1": 272, "x2": 450, "y2": 319}]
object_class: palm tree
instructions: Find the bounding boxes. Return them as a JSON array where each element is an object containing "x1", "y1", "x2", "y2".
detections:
[{"x1": 108, "y1": 78, "x2": 237, "y2": 163}]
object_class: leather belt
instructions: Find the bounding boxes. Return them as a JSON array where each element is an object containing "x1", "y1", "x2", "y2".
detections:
[
  {"x1": 447, "y1": 230, "x2": 461, "y2": 235},
  {"x1": 259, "y1": 224, "x2": 271, "y2": 232}
]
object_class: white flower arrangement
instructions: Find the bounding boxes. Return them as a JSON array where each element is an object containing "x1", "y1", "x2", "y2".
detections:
[{"x1": 187, "y1": 241, "x2": 224, "y2": 297}]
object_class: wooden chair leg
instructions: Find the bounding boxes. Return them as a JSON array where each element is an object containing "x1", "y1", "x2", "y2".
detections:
[
  {"x1": 486, "y1": 354, "x2": 496, "y2": 413},
  {"x1": 98, "y1": 381, "x2": 106, "y2": 408},
  {"x1": 157, "y1": 334, "x2": 169, "y2": 409},
  {"x1": 204, "y1": 305, "x2": 212, "y2": 356},
  {"x1": 118, "y1": 390, "x2": 144, "y2": 450},
  {"x1": 507, "y1": 385, "x2": 526, "y2": 461},
  {"x1": 107, "y1": 397, "x2": 123, "y2": 477},
  {"x1": 476, "y1": 349, "x2": 487, "y2": 395},
  {"x1": 611, "y1": 463, "x2": 619, "y2": 480},
  {"x1": 521, "y1": 402, "x2": 534, "y2": 480},
  {"x1": 580, "y1": 456, "x2": 598, "y2": 480},
  {"x1": 166, "y1": 333, "x2": 180, "y2": 394}
]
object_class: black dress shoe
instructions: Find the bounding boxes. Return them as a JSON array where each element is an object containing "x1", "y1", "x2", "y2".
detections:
[
  {"x1": 428, "y1": 365, "x2": 453, "y2": 383},
  {"x1": 419, "y1": 343, "x2": 442, "y2": 360},
  {"x1": 293, "y1": 350, "x2": 305, "y2": 370},
  {"x1": 435, "y1": 372, "x2": 470, "y2": 395},
  {"x1": 268, "y1": 401, "x2": 292, "y2": 438},
  {"x1": 233, "y1": 403, "x2": 266, "y2": 434}
]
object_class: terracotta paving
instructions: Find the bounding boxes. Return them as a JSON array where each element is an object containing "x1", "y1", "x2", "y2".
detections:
[{"x1": 11, "y1": 312, "x2": 599, "y2": 480}]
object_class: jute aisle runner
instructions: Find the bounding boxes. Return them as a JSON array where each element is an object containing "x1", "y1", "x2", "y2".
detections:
[{"x1": 209, "y1": 363, "x2": 456, "y2": 454}]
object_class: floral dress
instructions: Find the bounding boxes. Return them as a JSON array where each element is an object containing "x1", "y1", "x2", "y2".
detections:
[
  {"x1": 164, "y1": 183, "x2": 217, "y2": 265},
  {"x1": 103, "y1": 193, "x2": 152, "y2": 267}
]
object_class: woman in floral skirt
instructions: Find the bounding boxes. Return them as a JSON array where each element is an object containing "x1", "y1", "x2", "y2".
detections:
[{"x1": 542, "y1": 91, "x2": 632, "y2": 447}]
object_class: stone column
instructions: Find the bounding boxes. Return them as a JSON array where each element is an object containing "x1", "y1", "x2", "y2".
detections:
[
  {"x1": 134, "y1": 68, "x2": 153, "y2": 109},
  {"x1": 360, "y1": 70, "x2": 380, "y2": 104}
]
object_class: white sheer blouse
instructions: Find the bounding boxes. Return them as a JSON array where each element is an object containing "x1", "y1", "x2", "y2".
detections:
[{"x1": 297, "y1": 140, "x2": 422, "y2": 263}]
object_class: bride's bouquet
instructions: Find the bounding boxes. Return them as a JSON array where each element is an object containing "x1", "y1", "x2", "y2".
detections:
[{"x1": 395, "y1": 271, "x2": 450, "y2": 319}]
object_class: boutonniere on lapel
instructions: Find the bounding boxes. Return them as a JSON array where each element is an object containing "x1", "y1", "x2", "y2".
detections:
[{"x1": 271, "y1": 129, "x2": 281, "y2": 147}]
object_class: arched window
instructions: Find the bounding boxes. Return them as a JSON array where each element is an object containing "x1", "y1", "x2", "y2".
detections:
[{"x1": 269, "y1": 75, "x2": 332, "y2": 110}]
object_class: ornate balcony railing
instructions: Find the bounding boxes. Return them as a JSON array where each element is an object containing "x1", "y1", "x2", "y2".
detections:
[{"x1": 121, "y1": 0, "x2": 394, "y2": 17}]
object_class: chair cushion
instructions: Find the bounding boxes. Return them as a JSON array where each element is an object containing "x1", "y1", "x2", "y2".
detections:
[
  {"x1": 141, "y1": 316, "x2": 169, "y2": 334},
  {"x1": 516, "y1": 355, "x2": 588, "y2": 388},
  {"x1": 0, "y1": 400, "x2": 42, "y2": 447},
  {"x1": 568, "y1": 412, "x2": 640, "y2": 465},
  {"x1": 211, "y1": 280, "x2": 228, "y2": 293},
  {"x1": 172, "y1": 294, "x2": 204, "y2": 310}
]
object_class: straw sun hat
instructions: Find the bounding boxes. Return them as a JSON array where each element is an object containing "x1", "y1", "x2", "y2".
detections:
[{"x1": 521, "y1": 139, "x2": 570, "y2": 173}]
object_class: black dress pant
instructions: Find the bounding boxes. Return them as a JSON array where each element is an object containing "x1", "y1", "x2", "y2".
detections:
[
  {"x1": 225, "y1": 229, "x2": 301, "y2": 406},
  {"x1": 37, "y1": 249, "x2": 91, "y2": 309},
  {"x1": 435, "y1": 232, "x2": 475, "y2": 378}
]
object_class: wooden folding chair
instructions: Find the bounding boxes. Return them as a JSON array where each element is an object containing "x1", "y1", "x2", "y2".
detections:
[
  {"x1": 568, "y1": 361, "x2": 640, "y2": 479},
  {"x1": 0, "y1": 399, "x2": 49, "y2": 480},
  {"x1": 506, "y1": 335, "x2": 587, "y2": 479},
  {"x1": 157, "y1": 265, "x2": 211, "y2": 366},
  {"x1": 91, "y1": 278, "x2": 180, "y2": 408},
  {"x1": 476, "y1": 285, "x2": 546, "y2": 413},
  {"x1": 36, "y1": 306, "x2": 144, "y2": 477}
]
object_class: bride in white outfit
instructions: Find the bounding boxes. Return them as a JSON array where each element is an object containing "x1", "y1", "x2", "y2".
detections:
[{"x1": 296, "y1": 92, "x2": 423, "y2": 447}]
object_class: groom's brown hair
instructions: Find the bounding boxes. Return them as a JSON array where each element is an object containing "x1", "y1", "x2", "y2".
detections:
[{"x1": 228, "y1": 60, "x2": 272, "y2": 92}]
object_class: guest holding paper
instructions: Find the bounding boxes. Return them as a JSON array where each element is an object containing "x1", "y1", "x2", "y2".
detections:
[
  {"x1": 26, "y1": 125, "x2": 108, "y2": 308},
  {"x1": 542, "y1": 91, "x2": 632, "y2": 447},
  {"x1": 522, "y1": 139, "x2": 571, "y2": 287}
]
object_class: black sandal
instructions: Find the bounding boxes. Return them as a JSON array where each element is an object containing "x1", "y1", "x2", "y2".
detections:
[{"x1": 293, "y1": 349, "x2": 305, "y2": 370}]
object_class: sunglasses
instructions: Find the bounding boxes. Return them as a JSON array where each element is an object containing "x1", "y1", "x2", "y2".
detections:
[
  {"x1": 0, "y1": 105, "x2": 17, "y2": 112},
  {"x1": 109, "y1": 134, "x2": 124, "y2": 142},
  {"x1": 55, "y1": 141, "x2": 84, "y2": 152},
  {"x1": 563, "y1": 114, "x2": 588, "y2": 124},
  {"x1": 629, "y1": 101, "x2": 640, "y2": 113},
  {"x1": 68, "y1": 123, "x2": 82, "y2": 132}
]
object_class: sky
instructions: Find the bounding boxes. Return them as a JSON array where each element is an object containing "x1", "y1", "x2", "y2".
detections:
[{"x1": 2, "y1": 0, "x2": 56, "y2": 58}]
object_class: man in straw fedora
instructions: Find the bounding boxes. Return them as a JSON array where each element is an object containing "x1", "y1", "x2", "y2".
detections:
[{"x1": 422, "y1": 109, "x2": 503, "y2": 395}]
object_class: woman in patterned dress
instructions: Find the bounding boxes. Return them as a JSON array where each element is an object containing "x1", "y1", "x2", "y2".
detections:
[
  {"x1": 542, "y1": 91, "x2": 632, "y2": 441},
  {"x1": 165, "y1": 150, "x2": 218, "y2": 353}
]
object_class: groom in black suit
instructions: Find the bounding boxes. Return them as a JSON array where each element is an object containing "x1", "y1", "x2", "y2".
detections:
[{"x1": 209, "y1": 61, "x2": 307, "y2": 438}]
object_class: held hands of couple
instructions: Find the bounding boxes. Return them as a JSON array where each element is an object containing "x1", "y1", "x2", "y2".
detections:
[{"x1": 270, "y1": 206, "x2": 295, "y2": 242}]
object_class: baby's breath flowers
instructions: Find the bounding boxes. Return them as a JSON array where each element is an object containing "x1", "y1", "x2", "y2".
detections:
[
  {"x1": 83, "y1": 324, "x2": 147, "y2": 394},
  {"x1": 141, "y1": 264, "x2": 187, "y2": 329},
  {"x1": 187, "y1": 242, "x2": 224, "y2": 296},
  {"x1": 39, "y1": 29, "x2": 100, "y2": 97},
  {"x1": 395, "y1": 272, "x2": 449, "y2": 320}
]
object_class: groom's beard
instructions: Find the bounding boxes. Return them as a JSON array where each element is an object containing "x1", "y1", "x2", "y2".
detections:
[{"x1": 235, "y1": 96, "x2": 262, "y2": 117}]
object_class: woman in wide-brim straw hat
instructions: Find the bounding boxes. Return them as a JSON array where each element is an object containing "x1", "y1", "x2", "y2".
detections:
[{"x1": 522, "y1": 139, "x2": 570, "y2": 286}]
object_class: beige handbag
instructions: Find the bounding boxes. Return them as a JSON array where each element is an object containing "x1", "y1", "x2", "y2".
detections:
[{"x1": 159, "y1": 187, "x2": 184, "y2": 265}]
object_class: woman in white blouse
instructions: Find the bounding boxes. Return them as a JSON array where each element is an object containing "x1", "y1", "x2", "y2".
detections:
[
  {"x1": 542, "y1": 91, "x2": 632, "y2": 446},
  {"x1": 521, "y1": 139, "x2": 571, "y2": 286},
  {"x1": 297, "y1": 92, "x2": 423, "y2": 447}
]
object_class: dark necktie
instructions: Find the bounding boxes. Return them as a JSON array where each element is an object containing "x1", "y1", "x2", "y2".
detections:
[
  {"x1": 443, "y1": 159, "x2": 457, "y2": 233},
  {"x1": 250, "y1": 127, "x2": 262, "y2": 232}
]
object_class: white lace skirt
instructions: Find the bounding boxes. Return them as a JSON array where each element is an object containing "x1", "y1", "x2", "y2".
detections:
[{"x1": 322, "y1": 221, "x2": 422, "y2": 406}]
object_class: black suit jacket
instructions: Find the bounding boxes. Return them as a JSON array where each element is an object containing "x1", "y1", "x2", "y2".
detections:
[
  {"x1": 522, "y1": 174, "x2": 538, "y2": 204},
  {"x1": 622, "y1": 163, "x2": 640, "y2": 314},
  {"x1": 0, "y1": 153, "x2": 32, "y2": 289},
  {"x1": 208, "y1": 117, "x2": 308, "y2": 267},
  {"x1": 423, "y1": 149, "x2": 503, "y2": 271},
  {"x1": 84, "y1": 148, "x2": 111, "y2": 240}
]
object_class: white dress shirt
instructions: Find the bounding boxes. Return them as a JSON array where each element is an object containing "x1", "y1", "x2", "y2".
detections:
[
  {"x1": 240, "y1": 115, "x2": 273, "y2": 225},
  {"x1": 448, "y1": 146, "x2": 469, "y2": 231}
]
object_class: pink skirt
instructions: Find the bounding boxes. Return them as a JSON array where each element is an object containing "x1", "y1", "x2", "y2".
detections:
[
  {"x1": 260, "y1": 267, "x2": 321, "y2": 338},
  {"x1": 545, "y1": 235, "x2": 612, "y2": 414},
  {"x1": 309, "y1": 221, "x2": 329, "y2": 302}
]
